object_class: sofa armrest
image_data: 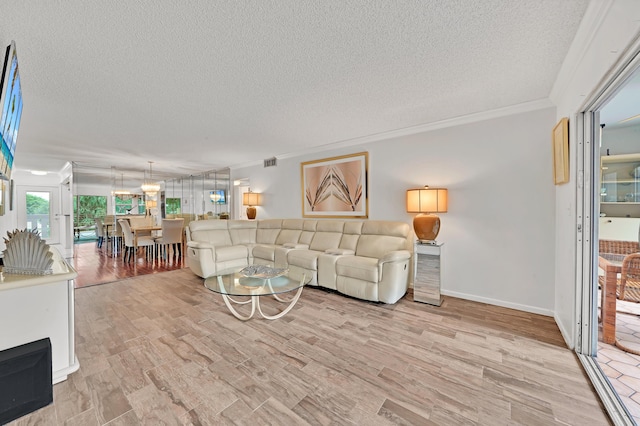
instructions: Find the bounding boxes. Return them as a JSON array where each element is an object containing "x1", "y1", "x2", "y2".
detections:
[
  {"x1": 378, "y1": 250, "x2": 411, "y2": 264},
  {"x1": 187, "y1": 241, "x2": 215, "y2": 250}
]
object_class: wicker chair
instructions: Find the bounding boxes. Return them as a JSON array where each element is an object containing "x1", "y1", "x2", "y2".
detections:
[
  {"x1": 599, "y1": 239, "x2": 639, "y2": 256},
  {"x1": 619, "y1": 253, "x2": 640, "y2": 302},
  {"x1": 599, "y1": 239, "x2": 640, "y2": 302}
]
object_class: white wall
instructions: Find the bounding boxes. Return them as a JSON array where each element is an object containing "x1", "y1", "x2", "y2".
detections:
[
  {"x1": 550, "y1": 0, "x2": 640, "y2": 348},
  {"x1": 602, "y1": 124, "x2": 640, "y2": 155},
  {"x1": 232, "y1": 107, "x2": 557, "y2": 315}
]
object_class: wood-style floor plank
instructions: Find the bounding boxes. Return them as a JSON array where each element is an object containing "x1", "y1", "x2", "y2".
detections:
[
  {"x1": 72, "y1": 241, "x2": 186, "y2": 288},
  {"x1": 8, "y1": 263, "x2": 611, "y2": 425}
]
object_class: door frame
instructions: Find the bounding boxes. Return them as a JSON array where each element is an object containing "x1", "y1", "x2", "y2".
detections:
[
  {"x1": 575, "y1": 42, "x2": 640, "y2": 426},
  {"x1": 16, "y1": 185, "x2": 61, "y2": 245}
]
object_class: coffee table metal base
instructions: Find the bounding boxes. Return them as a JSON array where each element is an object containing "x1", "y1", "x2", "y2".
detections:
[{"x1": 216, "y1": 276, "x2": 304, "y2": 321}]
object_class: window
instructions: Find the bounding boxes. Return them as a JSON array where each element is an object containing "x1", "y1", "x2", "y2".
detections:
[
  {"x1": 165, "y1": 198, "x2": 181, "y2": 215},
  {"x1": 74, "y1": 195, "x2": 107, "y2": 226},
  {"x1": 26, "y1": 191, "x2": 51, "y2": 238},
  {"x1": 114, "y1": 195, "x2": 133, "y2": 215}
]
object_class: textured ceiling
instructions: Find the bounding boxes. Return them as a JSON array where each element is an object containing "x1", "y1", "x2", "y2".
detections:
[{"x1": 0, "y1": 0, "x2": 590, "y2": 181}]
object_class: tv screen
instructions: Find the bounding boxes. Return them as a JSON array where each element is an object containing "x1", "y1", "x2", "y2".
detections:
[
  {"x1": 0, "y1": 41, "x2": 23, "y2": 181},
  {"x1": 209, "y1": 190, "x2": 226, "y2": 204}
]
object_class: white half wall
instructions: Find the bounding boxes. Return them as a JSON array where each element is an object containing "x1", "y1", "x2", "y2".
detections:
[{"x1": 232, "y1": 107, "x2": 557, "y2": 315}]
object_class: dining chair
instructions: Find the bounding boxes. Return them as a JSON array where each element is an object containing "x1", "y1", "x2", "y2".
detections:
[
  {"x1": 110, "y1": 219, "x2": 124, "y2": 253},
  {"x1": 94, "y1": 218, "x2": 105, "y2": 248},
  {"x1": 619, "y1": 253, "x2": 640, "y2": 302},
  {"x1": 154, "y1": 218, "x2": 184, "y2": 259},
  {"x1": 119, "y1": 219, "x2": 155, "y2": 262}
]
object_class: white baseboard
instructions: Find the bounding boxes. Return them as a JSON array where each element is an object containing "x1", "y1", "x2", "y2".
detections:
[
  {"x1": 554, "y1": 312, "x2": 574, "y2": 350},
  {"x1": 441, "y1": 289, "x2": 554, "y2": 317}
]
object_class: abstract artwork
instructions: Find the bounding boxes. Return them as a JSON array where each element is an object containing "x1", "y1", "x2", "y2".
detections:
[
  {"x1": 301, "y1": 152, "x2": 368, "y2": 218},
  {"x1": 552, "y1": 117, "x2": 569, "y2": 185}
]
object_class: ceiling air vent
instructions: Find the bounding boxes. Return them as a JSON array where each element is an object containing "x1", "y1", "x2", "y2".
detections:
[{"x1": 264, "y1": 157, "x2": 277, "y2": 168}]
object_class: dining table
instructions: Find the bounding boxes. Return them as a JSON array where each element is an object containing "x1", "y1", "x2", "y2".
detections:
[{"x1": 131, "y1": 225, "x2": 162, "y2": 262}]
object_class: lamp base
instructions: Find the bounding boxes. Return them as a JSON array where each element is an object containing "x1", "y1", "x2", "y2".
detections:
[
  {"x1": 246, "y1": 206, "x2": 257, "y2": 220},
  {"x1": 413, "y1": 213, "x2": 440, "y2": 242}
]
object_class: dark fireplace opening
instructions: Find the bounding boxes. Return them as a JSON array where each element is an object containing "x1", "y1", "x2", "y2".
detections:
[{"x1": 0, "y1": 338, "x2": 52, "y2": 425}]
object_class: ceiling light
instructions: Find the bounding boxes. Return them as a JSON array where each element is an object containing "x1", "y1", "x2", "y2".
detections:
[
  {"x1": 112, "y1": 172, "x2": 131, "y2": 196},
  {"x1": 31, "y1": 170, "x2": 47, "y2": 175},
  {"x1": 141, "y1": 161, "x2": 161, "y2": 196}
]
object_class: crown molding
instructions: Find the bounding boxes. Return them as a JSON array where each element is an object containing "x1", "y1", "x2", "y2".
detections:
[
  {"x1": 550, "y1": 0, "x2": 615, "y2": 104},
  {"x1": 231, "y1": 98, "x2": 554, "y2": 170}
]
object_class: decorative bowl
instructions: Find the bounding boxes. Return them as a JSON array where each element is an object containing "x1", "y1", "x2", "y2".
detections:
[{"x1": 240, "y1": 265, "x2": 288, "y2": 279}]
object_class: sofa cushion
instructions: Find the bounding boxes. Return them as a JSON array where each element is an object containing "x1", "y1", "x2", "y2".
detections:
[
  {"x1": 228, "y1": 220, "x2": 258, "y2": 245},
  {"x1": 275, "y1": 219, "x2": 304, "y2": 245},
  {"x1": 309, "y1": 221, "x2": 344, "y2": 251},
  {"x1": 256, "y1": 219, "x2": 283, "y2": 244},
  {"x1": 216, "y1": 245, "x2": 248, "y2": 262},
  {"x1": 356, "y1": 221, "x2": 410, "y2": 258},
  {"x1": 252, "y1": 244, "x2": 276, "y2": 262},
  {"x1": 298, "y1": 220, "x2": 317, "y2": 245},
  {"x1": 325, "y1": 248, "x2": 355, "y2": 255},
  {"x1": 336, "y1": 256, "x2": 379, "y2": 283},
  {"x1": 288, "y1": 249, "x2": 323, "y2": 270},
  {"x1": 189, "y1": 220, "x2": 232, "y2": 246}
]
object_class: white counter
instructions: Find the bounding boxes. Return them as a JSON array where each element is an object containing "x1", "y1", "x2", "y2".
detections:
[
  {"x1": 599, "y1": 217, "x2": 640, "y2": 241},
  {"x1": 0, "y1": 247, "x2": 79, "y2": 384}
]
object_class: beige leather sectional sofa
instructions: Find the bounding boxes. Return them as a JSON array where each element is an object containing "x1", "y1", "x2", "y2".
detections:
[{"x1": 186, "y1": 219, "x2": 413, "y2": 304}]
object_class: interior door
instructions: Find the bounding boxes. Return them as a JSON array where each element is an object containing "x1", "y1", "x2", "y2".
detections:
[{"x1": 16, "y1": 185, "x2": 60, "y2": 244}]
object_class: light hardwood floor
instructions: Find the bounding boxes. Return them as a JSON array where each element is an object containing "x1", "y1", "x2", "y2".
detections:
[{"x1": 9, "y1": 269, "x2": 611, "y2": 425}]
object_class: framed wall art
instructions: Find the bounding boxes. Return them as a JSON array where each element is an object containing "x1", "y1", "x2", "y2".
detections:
[
  {"x1": 301, "y1": 151, "x2": 368, "y2": 218},
  {"x1": 552, "y1": 117, "x2": 569, "y2": 185}
]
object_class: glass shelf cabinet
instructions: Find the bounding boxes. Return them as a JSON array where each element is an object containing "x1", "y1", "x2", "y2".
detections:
[{"x1": 601, "y1": 153, "x2": 640, "y2": 205}]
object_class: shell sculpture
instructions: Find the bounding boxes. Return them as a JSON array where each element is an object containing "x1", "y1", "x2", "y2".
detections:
[{"x1": 2, "y1": 228, "x2": 54, "y2": 275}]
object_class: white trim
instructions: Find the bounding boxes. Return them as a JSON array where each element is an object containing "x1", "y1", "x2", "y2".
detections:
[
  {"x1": 555, "y1": 312, "x2": 574, "y2": 350},
  {"x1": 441, "y1": 290, "x2": 554, "y2": 317},
  {"x1": 230, "y1": 98, "x2": 553, "y2": 169},
  {"x1": 52, "y1": 356, "x2": 80, "y2": 384},
  {"x1": 550, "y1": 0, "x2": 615, "y2": 103}
]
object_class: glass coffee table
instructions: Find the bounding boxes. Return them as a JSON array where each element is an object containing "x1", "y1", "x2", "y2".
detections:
[{"x1": 204, "y1": 265, "x2": 308, "y2": 320}]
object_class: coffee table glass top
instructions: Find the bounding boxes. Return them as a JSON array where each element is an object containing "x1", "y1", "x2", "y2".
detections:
[{"x1": 204, "y1": 266, "x2": 307, "y2": 297}]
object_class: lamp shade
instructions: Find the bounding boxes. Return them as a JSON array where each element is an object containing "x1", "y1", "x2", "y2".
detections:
[
  {"x1": 406, "y1": 187, "x2": 448, "y2": 242},
  {"x1": 243, "y1": 192, "x2": 260, "y2": 206},
  {"x1": 243, "y1": 191, "x2": 260, "y2": 220},
  {"x1": 406, "y1": 188, "x2": 448, "y2": 213}
]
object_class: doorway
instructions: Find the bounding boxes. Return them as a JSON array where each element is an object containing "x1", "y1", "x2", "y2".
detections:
[
  {"x1": 578, "y1": 50, "x2": 640, "y2": 425},
  {"x1": 16, "y1": 186, "x2": 60, "y2": 244}
]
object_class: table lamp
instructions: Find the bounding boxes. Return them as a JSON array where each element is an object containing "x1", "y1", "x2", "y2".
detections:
[
  {"x1": 243, "y1": 190, "x2": 260, "y2": 220},
  {"x1": 406, "y1": 186, "x2": 448, "y2": 243}
]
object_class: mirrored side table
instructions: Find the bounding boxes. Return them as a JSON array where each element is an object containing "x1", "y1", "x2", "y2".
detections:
[{"x1": 413, "y1": 241, "x2": 443, "y2": 306}]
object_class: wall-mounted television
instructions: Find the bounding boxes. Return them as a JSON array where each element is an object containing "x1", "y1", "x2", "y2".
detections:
[
  {"x1": 209, "y1": 190, "x2": 226, "y2": 204},
  {"x1": 0, "y1": 41, "x2": 23, "y2": 181}
]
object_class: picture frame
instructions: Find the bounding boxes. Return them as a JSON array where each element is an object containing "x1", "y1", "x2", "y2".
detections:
[
  {"x1": 0, "y1": 180, "x2": 5, "y2": 216},
  {"x1": 552, "y1": 117, "x2": 569, "y2": 185},
  {"x1": 301, "y1": 151, "x2": 368, "y2": 218}
]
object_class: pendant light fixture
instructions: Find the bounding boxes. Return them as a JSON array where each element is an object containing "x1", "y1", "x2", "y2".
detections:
[{"x1": 141, "y1": 161, "x2": 161, "y2": 196}]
